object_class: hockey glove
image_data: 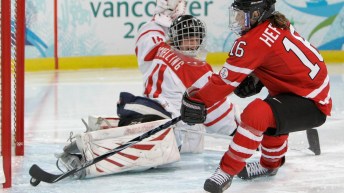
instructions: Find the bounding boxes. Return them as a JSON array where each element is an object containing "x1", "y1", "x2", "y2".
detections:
[
  {"x1": 180, "y1": 92, "x2": 207, "y2": 125},
  {"x1": 154, "y1": 0, "x2": 187, "y2": 27},
  {"x1": 234, "y1": 76, "x2": 264, "y2": 98},
  {"x1": 155, "y1": 0, "x2": 186, "y2": 16}
]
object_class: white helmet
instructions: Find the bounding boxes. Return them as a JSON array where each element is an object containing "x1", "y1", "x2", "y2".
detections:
[{"x1": 168, "y1": 15, "x2": 207, "y2": 57}]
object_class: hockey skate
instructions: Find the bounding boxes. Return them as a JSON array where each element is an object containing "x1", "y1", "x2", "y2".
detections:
[
  {"x1": 204, "y1": 166, "x2": 233, "y2": 193},
  {"x1": 237, "y1": 162, "x2": 277, "y2": 180},
  {"x1": 237, "y1": 157, "x2": 285, "y2": 180},
  {"x1": 56, "y1": 152, "x2": 86, "y2": 179}
]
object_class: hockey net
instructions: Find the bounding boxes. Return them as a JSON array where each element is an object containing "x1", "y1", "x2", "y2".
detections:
[{"x1": 0, "y1": 0, "x2": 25, "y2": 188}]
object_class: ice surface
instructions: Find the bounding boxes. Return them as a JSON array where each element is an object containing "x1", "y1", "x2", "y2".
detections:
[{"x1": 3, "y1": 65, "x2": 344, "y2": 193}]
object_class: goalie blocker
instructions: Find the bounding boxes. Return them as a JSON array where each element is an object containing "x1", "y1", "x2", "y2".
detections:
[{"x1": 180, "y1": 90, "x2": 207, "y2": 125}]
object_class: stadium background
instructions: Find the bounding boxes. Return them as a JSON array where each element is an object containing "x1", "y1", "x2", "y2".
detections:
[{"x1": 24, "y1": 0, "x2": 344, "y2": 71}]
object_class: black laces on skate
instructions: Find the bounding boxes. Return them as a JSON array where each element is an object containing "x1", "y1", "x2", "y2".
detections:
[
  {"x1": 209, "y1": 167, "x2": 232, "y2": 185},
  {"x1": 246, "y1": 162, "x2": 269, "y2": 178},
  {"x1": 67, "y1": 131, "x2": 76, "y2": 143}
]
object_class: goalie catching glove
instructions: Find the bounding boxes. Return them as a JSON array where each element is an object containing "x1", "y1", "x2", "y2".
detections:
[
  {"x1": 180, "y1": 89, "x2": 207, "y2": 125},
  {"x1": 154, "y1": 0, "x2": 187, "y2": 27},
  {"x1": 234, "y1": 75, "x2": 264, "y2": 98}
]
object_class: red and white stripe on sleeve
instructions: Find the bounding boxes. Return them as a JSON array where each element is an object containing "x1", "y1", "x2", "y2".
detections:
[
  {"x1": 135, "y1": 21, "x2": 167, "y2": 77},
  {"x1": 196, "y1": 62, "x2": 254, "y2": 108}
]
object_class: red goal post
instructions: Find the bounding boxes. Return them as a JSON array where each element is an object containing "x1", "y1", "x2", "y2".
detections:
[{"x1": 0, "y1": 0, "x2": 25, "y2": 188}]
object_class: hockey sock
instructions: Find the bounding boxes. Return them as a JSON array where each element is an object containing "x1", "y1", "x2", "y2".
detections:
[
  {"x1": 220, "y1": 99, "x2": 276, "y2": 175},
  {"x1": 260, "y1": 134, "x2": 288, "y2": 169}
]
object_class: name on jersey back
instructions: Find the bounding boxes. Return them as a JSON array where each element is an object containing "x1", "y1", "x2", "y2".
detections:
[
  {"x1": 156, "y1": 47, "x2": 184, "y2": 70},
  {"x1": 259, "y1": 23, "x2": 281, "y2": 47}
]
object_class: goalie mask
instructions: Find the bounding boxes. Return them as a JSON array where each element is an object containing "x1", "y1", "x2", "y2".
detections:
[
  {"x1": 229, "y1": 0, "x2": 276, "y2": 36},
  {"x1": 168, "y1": 15, "x2": 206, "y2": 57}
]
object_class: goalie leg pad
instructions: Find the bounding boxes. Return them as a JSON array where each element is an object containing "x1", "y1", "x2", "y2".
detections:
[
  {"x1": 87, "y1": 116, "x2": 120, "y2": 131},
  {"x1": 83, "y1": 119, "x2": 169, "y2": 141},
  {"x1": 75, "y1": 123, "x2": 180, "y2": 178},
  {"x1": 175, "y1": 123, "x2": 205, "y2": 153}
]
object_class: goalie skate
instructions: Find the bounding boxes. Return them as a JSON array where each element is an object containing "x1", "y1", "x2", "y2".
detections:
[{"x1": 56, "y1": 152, "x2": 86, "y2": 179}]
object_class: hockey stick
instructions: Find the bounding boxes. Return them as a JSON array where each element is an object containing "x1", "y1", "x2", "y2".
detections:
[
  {"x1": 306, "y1": 129, "x2": 321, "y2": 155},
  {"x1": 29, "y1": 116, "x2": 182, "y2": 186},
  {"x1": 177, "y1": 127, "x2": 233, "y2": 140},
  {"x1": 180, "y1": 128, "x2": 321, "y2": 155}
]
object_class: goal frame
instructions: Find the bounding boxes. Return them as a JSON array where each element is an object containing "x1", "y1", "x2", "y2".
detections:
[{"x1": 1, "y1": 0, "x2": 25, "y2": 188}]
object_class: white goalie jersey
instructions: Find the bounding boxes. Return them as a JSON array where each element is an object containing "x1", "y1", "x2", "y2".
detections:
[
  {"x1": 136, "y1": 20, "x2": 168, "y2": 79},
  {"x1": 136, "y1": 21, "x2": 237, "y2": 135},
  {"x1": 136, "y1": 21, "x2": 238, "y2": 137}
]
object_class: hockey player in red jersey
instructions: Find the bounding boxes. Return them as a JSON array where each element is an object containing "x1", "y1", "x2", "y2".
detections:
[{"x1": 180, "y1": 0, "x2": 332, "y2": 192}]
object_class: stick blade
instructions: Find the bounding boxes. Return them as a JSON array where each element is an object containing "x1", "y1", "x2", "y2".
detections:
[
  {"x1": 29, "y1": 164, "x2": 63, "y2": 184},
  {"x1": 306, "y1": 129, "x2": 321, "y2": 155}
]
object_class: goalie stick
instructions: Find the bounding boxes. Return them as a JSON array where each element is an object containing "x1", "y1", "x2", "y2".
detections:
[{"x1": 29, "y1": 116, "x2": 182, "y2": 186}]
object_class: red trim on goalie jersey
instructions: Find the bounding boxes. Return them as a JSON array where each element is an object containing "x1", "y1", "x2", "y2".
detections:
[
  {"x1": 136, "y1": 30, "x2": 165, "y2": 44},
  {"x1": 144, "y1": 64, "x2": 160, "y2": 97},
  {"x1": 154, "y1": 43, "x2": 213, "y2": 88},
  {"x1": 153, "y1": 64, "x2": 167, "y2": 98},
  {"x1": 144, "y1": 43, "x2": 162, "y2": 61},
  {"x1": 136, "y1": 30, "x2": 165, "y2": 61}
]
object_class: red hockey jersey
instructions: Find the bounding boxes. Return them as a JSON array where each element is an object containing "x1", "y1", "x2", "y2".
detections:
[{"x1": 196, "y1": 21, "x2": 332, "y2": 115}]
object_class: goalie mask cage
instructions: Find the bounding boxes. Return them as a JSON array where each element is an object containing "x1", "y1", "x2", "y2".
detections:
[{"x1": 0, "y1": 0, "x2": 25, "y2": 188}]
